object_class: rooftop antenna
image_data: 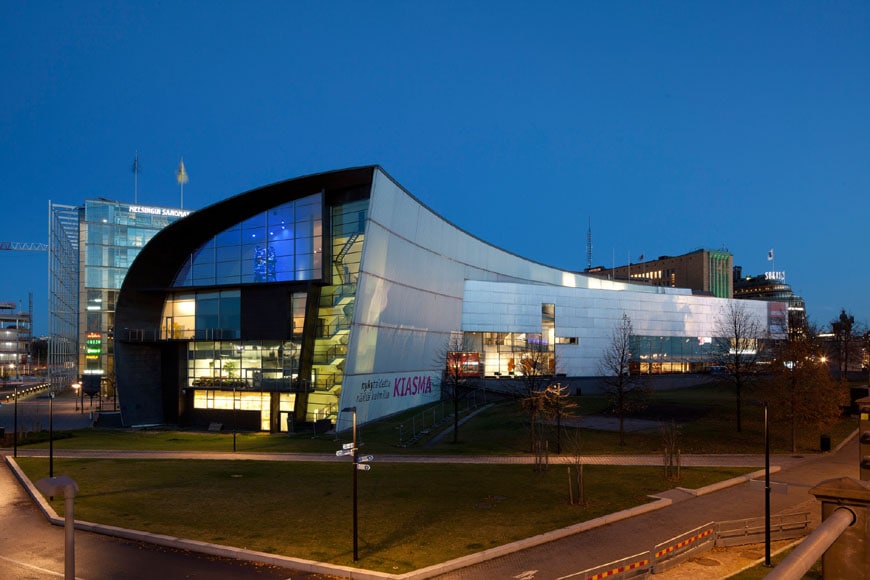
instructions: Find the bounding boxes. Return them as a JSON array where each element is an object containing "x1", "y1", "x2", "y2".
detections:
[
  {"x1": 132, "y1": 151, "x2": 140, "y2": 203},
  {"x1": 586, "y1": 217, "x2": 592, "y2": 271},
  {"x1": 176, "y1": 157, "x2": 188, "y2": 208}
]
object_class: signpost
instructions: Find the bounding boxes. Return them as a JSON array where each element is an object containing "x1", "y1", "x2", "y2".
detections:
[{"x1": 338, "y1": 406, "x2": 375, "y2": 561}]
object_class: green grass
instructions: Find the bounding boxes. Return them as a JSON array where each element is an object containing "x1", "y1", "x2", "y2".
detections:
[
  {"x1": 729, "y1": 544, "x2": 821, "y2": 579},
  {"x1": 17, "y1": 457, "x2": 751, "y2": 573},
  {"x1": 9, "y1": 383, "x2": 858, "y2": 572},
  {"x1": 23, "y1": 382, "x2": 857, "y2": 457}
]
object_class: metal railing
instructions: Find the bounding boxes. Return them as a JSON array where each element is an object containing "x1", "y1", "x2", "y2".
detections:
[
  {"x1": 716, "y1": 512, "x2": 811, "y2": 547},
  {"x1": 764, "y1": 507, "x2": 855, "y2": 580}
]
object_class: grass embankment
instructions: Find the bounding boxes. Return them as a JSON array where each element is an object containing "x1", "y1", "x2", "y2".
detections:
[
  {"x1": 13, "y1": 382, "x2": 858, "y2": 573},
  {"x1": 17, "y1": 458, "x2": 748, "y2": 573},
  {"x1": 23, "y1": 382, "x2": 857, "y2": 456}
]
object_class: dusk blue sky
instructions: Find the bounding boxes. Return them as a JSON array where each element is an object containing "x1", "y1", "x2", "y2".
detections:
[{"x1": 2, "y1": 2, "x2": 869, "y2": 335}]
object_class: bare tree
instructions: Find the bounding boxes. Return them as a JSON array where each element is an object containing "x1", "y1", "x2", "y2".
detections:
[
  {"x1": 715, "y1": 300, "x2": 766, "y2": 433},
  {"x1": 542, "y1": 382, "x2": 577, "y2": 454},
  {"x1": 661, "y1": 420, "x2": 682, "y2": 481},
  {"x1": 830, "y1": 309, "x2": 859, "y2": 381},
  {"x1": 516, "y1": 338, "x2": 553, "y2": 453},
  {"x1": 436, "y1": 333, "x2": 479, "y2": 444},
  {"x1": 763, "y1": 333, "x2": 845, "y2": 452},
  {"x1": 563, "y1": 427, "x2": 587, "y2": 507},
  {"x1": 599, "y1": 312, "x2": 651, "y2": 446}
]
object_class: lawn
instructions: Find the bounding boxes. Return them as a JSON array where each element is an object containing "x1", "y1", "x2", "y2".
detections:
[
  {"x1": 16, "y1": 457, "x2": 751, "y2": 573},
  {"x1": 20, "y1": 382, "x2": 858, "y2": 457},
  {"x1": 10, "y1": 382, "x2": 857, "y2": 573}
]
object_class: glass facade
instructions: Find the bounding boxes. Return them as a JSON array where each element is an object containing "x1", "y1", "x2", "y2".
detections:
[
  {"x1": 309, "y1": 199, "x2": 367, "y2": 414},
  {"x1": 463, "y1": 305, "x2": 560, "y2": 377},
  {"x1": 79, "y1": 200, "x2": 190, "y2": 395},
  {"x1": 48, "y1": 203, "x2": 80, "y2": 391},
  {"x1": 168, "y1": 191, "x2": 367, "y2": 430},
  {"x1": 629, "y1": 335, "x2": 728, "y2": 374},
  {"x1": 173, "y1": 193, "x2": 323, "y2": 287}
]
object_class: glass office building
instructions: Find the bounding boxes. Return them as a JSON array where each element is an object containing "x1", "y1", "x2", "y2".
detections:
[{"x1": 48, "y1": 200, "x2": 190, "y2": 395}]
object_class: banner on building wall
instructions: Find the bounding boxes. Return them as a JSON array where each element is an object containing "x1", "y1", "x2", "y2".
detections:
[
  {"x1": 768, "y1": 302, "x2": 787, "y2": 339},
  {"x1": 341, "y1": 370, "x2": 441, "y2": 425}
]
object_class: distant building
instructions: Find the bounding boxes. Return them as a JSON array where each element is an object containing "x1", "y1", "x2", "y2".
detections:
[
  {"x1": 48, "y1": 199, "x2": 190, "y2": 394},
  {"x1": 0, "y1": 301, "x2": 31, "y2": 378},
  {"x1": 586, "y1": 248, "x2": 734, "y2": 299},
  {"x1": 732, "y1": 267, "x2": 807, "y2": 336}
]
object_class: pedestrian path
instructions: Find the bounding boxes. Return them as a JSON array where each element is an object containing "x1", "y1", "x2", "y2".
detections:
[{"x1": 10, "y1": 447, "x2": 807, "y2": 469}]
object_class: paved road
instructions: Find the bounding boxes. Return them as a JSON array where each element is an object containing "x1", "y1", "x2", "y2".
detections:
[{"x1": 427, "y1": 436, "x2": 860, "y2": 580}]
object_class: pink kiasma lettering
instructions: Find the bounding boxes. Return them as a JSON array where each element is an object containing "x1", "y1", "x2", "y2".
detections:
[{"x1": 393, "y1": 375, "x2": 433, "y2": 397}]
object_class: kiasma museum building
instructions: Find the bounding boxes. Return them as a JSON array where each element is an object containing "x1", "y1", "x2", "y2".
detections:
[{"x1": 115, "y1": 166, "x2": 785, "y2": 432}]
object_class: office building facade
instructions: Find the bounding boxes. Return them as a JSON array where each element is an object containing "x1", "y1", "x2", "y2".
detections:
[
  {"x1": 589, "y1": 249, "x2": 734, "y2": 298},
  {"x1": 48, "y1": 199, "x2": 190, "y2": 394},
  {"x1": 0, "y1": 301, "x2": 32, "y2": 378}
]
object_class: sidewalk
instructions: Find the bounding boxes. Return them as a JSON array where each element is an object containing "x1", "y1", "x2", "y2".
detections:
[{"x1": 425, "y1": 434, "x2": 860, "y2": 579}]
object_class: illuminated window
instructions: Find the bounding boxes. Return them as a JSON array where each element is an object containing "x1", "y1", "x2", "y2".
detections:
[{"x1": 173, "y1": 193, "x2": 324, "y2": 287}]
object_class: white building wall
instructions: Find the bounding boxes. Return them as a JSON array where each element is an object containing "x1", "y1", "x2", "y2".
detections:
[
  {"x1": 339, "y1": 168, "x2": 769, "y2": 424},
  {"x1": 463, "y1": 280, "x2": 771, "y2": 377}
]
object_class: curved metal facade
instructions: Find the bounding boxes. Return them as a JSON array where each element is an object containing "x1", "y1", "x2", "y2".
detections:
[{"x1": 115, "y1": 166, "x2": 780, "y2": 430}]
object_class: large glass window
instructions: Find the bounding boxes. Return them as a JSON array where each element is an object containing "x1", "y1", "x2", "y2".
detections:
[
  {"x1": 188, "y1": 340, "x2": 300, "y2": 391},
  {"x1": 173, "y1": 193, "x2": 324, "y2": 287},
  {"x1": 629, "y1": 335, "x2": 726, "y2": 374},
  {"x1": 161, "y1": 290, "x2": 240, "y2": 340}
]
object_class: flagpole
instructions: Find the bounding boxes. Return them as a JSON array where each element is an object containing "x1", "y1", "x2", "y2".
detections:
[{"x1": 176, "y1": 157, "x2": 188, "y2": 209}]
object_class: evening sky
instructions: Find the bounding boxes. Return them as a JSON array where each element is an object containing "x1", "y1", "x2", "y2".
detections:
[{"x1": 1, "y1": 1, "x2": 868, "y2": 335}]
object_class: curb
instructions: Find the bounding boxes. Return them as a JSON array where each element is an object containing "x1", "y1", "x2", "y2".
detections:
[{"x1": 675, "y1": 466, "x2": 782, "y2": 497}]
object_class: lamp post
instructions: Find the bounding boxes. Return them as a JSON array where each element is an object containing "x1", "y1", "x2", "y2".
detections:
[
  {"x1": 232, "y1": 383, "x2": 237, "y2": 452},
  {"x1": 13, "y1": 385, "x2": 18, "y2": 458},
  {"x1": 49, "y1": 391, "x2": 55, "y2": 478},
  {"x1": 763, "y1": 400, "x2": 771, "y2": 567}
]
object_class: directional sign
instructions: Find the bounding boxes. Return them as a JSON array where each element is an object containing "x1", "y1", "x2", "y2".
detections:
[
  {"x1": 342, "y1": 442, "x2": 355, "y2": 450},
  {"x1": 335, "y1": 449, "x2": 354, "y2": 457},
  {"x1": 356, "y1": 464, "x2": 371, "y2": 471},
  {"x1": 358, "y1": 455, "x2": 374, "y2": 462}
]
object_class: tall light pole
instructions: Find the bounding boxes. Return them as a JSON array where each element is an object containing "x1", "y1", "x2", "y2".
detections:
[
  {"x1": 232, "y1": 383, "x2": 237, "y2": 452},
  {"x1": 763, "y1": 400, "x2": 771, "y2": 567},
  {"x1": 49, "y1": 391, "x2": 55, "y2": 478},
  {"x1": 13, "y1": 385, "x2": 18, "y2": 458}
]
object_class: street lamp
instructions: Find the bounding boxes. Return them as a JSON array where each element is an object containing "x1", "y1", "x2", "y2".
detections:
[
  {"x1": 49, "y1": 391, "x2": 56, "y2": 478},
  {"x1": 13, "y1": 385, "x2": 18, "y2": 458},
  {"x1": 72, "y1": 382, "x2": 81, "y2": 411},
  {"x1": 232, "y1": 383, "x2": 237, "y2": 452}
]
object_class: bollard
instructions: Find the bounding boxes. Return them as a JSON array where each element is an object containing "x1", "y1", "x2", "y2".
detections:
[{"x1": 35, "y1": 475, "x2": 79, "y2": 580}]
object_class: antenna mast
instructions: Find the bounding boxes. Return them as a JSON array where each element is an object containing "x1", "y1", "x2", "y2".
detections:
[
  {"x1": 586, "y1": 218, "x2": 592, "y2": 271},
  {"x1": 132, "y1": 151, "x2": 140, "y2": 203}
]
